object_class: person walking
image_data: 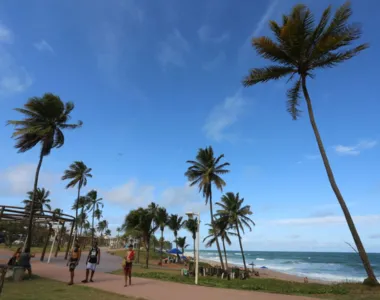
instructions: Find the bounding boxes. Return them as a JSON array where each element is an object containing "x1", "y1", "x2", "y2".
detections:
[
  {"x1": 18, "y1": 248, "x2": 35, "y2": 279},
  {"x1": 67, "y1": 239, "x2": 81, "y2": 285},
  {"x1": 123, "y1": 244, "x2": 135, "y2": 287},
  {"x1": 82, "y1": 240, "x2": 101, "y2": 283}
]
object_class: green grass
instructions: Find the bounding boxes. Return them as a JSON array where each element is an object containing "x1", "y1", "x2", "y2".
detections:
[
  {"x1": 111, "y1": 267, "x2": 380, "y2": 300},
  {"x1": 3, "y1": 277, "x2": 141, "y2": 300}
]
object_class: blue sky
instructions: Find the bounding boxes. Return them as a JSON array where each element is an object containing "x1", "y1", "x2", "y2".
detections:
[{"x1": 0, "y1": 0, "x2": 379, "y2": 252}]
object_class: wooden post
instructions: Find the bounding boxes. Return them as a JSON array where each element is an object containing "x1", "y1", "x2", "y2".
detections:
[
  {"x1": 40, "y1": 223, "x2": 52, "y2": 262},
  {"x1": 55, "y1": 221, "x2": 65, "y2": 257}
]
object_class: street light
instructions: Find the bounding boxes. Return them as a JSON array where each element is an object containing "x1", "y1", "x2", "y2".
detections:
[{"x1": 186, "y1": 212, "x2": 200, "y2": 285}]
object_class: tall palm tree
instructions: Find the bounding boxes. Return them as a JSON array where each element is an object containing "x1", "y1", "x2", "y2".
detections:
[
  {"x1": 203, "y1": 219, "x2": 235, "y2": 269},
  {"x1": 242, "y1": 2, "x2": 377, "y2": 285},
  {"x1": 7, "y1": 93, "x2": 82, "y2": 250},
  {"x1": 167, "y1": 214, "x2": 183, "y2": 260},
  {"x1": 155, "y1": 207, "x2": 169, "y2": 264},
  {"x1": 216, "y1": 192, "x2": 254, "y2": 273},
  {"x1": 62, "y1": 161, "x2": 92, "y2": 238},
  {"x1": 176, "y1": 237, "x2": 189, "y2": 255},
  {"x1": 23, "y1": 187, "x2": 52, "y2": 213},
  {"x1": 185, "y1": 146, "x2": 230, "y2": 270},
  {"x1": 86, "y1": 190, "x2": 103, "y2": 244},
  {"x1": 124, "y1": 208, "x2": 159, "y2": 268},
  {"x1": 184, "y1": 218, "x2": 198, "y2": 261}
]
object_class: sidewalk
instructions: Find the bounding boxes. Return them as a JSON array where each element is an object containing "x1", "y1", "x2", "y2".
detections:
[
  {"x1": 1, "y1": 248, "x2": 317, "y2": 300},
  {"x1": 31, "y1": 261, "x2": 317, "y2": 300}
]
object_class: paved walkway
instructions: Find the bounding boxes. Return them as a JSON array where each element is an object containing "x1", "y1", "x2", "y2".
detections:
[{"x1": 1, "y1": 248, "x2": 318, "y2": 300}]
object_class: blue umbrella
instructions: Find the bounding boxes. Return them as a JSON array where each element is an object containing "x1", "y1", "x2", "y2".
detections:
[{"x1": 167, "y1": 248, "x2": 182, "y2": 255}]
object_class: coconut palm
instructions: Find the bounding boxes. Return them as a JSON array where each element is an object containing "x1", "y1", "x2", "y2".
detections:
[
  {"x1": 167, "y1": 214, "x2": 183, "y2": 258},
  {"x1": 71, "y1": 196, "x2": 90, "y2": 236},
  {"x1": 155, "y1": 207, "x2": 169, "y2": 264},
  {"x1": 23, "y1": 188, "x2": 52, "y2": 213},
  {"x1": 184, "y1": 218, "x2": 198, "y2": 261},
  {"x1": 242, "y1": 2, "x2": 377, "y2": 285},
  {"x1": 62, "y1": 161, "x2": 92, "y2": 237},
  {"x1": 86, "y1": 190, "x2": 104, "y2": 244},
  {"x1": 176, "y1": 237, "x2": 189, "y2": 255},
  {"x1": 203, "y1": 219, "x2": 235, "y2": 269},
  {"x1": 7, "y1": 93, "x2": 82, "y2": 250},
  {"x1": 216, "y1": 192, "x2": 254, "y2": 272},
  {"x1": 124, "y1": 208, "x2": 159, "y2": 268},
  {"x1": 185, "y1": 146, "x2": 230, "y2": 270},
  {"x1": 53, "y1": 208, "x2": 63, "y2": 215},
  {"x1": 97, "y1": 220, "x2": 108, "y2": 236}
]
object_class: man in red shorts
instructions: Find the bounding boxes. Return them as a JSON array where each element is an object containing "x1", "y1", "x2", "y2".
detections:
[{"x1": 123, "y1": 244, "x2": 135, "y2": 287}]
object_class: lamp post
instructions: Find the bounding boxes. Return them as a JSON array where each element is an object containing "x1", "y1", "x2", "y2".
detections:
[{"x1": 186, "y1": 212, "x2": 200, "y2": 285}]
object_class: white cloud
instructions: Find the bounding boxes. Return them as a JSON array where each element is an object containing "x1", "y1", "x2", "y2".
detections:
[
  {"x1": 333, "y1": 139, "x2": 377, "y2": 156},
  {"x1": 104, "y1": 179, "x2": 155, "y2": 206},
  {"x1": 197, "y1": 25, "x2": 229, "y2": 43},
  {"x1": 202, "y1": 51, "x2": 226, "y2": 71},
  {"x1": 157, "y1": 29, "x2": 190, "y2": 68},
  {"x1": 104, "y1": 180, "x2": 208, "y2": 215},
  {"x1": 0, "y1": 23, "x2": 13, "y2": 43},
  {"x1": 369, "y1": 234, "x2": 380, "y2": 239},
  {"x1": 0, "y1": 163, "x2": 57, "y2": 197},
  {"x1": 203, "y1": 90, "x2": 247, "y2": 142},
  {"x1": 34, "y1": 39, "x2": 54, "y2": 54},
  {"x1": 0, "y1": 23, "x2": 32, "y2": 94},
  {"x1": 268, "y1": 215, "x2": 380, "y2": 226},
  {"x1": 305, "y1": 154, "x2": 319, "y2": 160},
  {"x1": 238, "y1": 0, "x2": 278, "y2": 60}
]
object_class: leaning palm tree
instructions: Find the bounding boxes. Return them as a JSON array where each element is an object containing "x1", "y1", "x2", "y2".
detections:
[
  {"x1": 23, "y1": 187, "x2": 52, "y2": 213},
  {"x1": 203, "y1": 219, "x2": 235, "y2": 269},
  {"x1": 184, "y1": 218, "x2": 198, "y2": 261},
  {"x1": 155, "y1": 207, "x2": 169, "y2": 264},
  {"x1": 7, "y1": 93, "x2": 82, "y2": 250},
  {"x1": 176, "y1": 237, "x2": 189, "y2": 256},
  {"x1": 86, "y1": 190, "x2": 103, "y2": 244},
  {"x1": 242, "y1": 2, "x2": 377, "y2": 285},
  {"x1": 167, "y1": 214, "x2": 183, "y2": 260},
  {"x1": 62, "y1": 161, "x2": 92, "y2": 237},
  {"x1": 185, "y1": 146, "x2": 230, "y2": 270},
  {"x1": 216, "y1": 192, "x2": 254, "y2": 273},
  {"x1": 71, "y1": 196, "x2": 90, "y2": 236}
]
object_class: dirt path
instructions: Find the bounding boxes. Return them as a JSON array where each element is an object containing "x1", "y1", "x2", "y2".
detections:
[{"x1": 1, "y1": 248, "x2": 318, "y2": 300}]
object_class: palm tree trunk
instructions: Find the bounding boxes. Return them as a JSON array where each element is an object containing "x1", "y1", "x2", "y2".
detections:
[
  {"x1": 25, "y1": 149, "x2": 44, "y2": 251},
  {"x1": 209, "y1": 187, "x2": 225, "y2": 270},
  {"x1": 236, "y1": 221, "x2": 247, "y2": 272},
  {"x1": 301, "y1": 76, "x2": 378, "y2": 285},
  {"x1": 160, "y1": 229, "x2": 164, "y2": 264},
  {"x1": 91, "y1": 206, "x2": 95, "y2": 244},
  {"x1": 79, "y1": 207, "x2": 84, "y2": 236},
  {"x1": 74, "y1": 186, "x2": 81, "y2": 241},
  {"x1": 146, "y1": 236, "x2": 150, "y2": 268},
  {"x1": 137, "y1": 239, "x2": 141, "y2": 263},
  {"x1": 222, "y1": 237, "x2": 228, "y2": 269}
]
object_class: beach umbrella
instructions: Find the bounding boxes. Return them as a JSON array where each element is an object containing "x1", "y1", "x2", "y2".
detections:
[
  {"x1": 167, "y1": 248, "x2": 182, "y2": 255},
  {"x1": 249, "y1": 262, "x2": 255, "y2": 272}
]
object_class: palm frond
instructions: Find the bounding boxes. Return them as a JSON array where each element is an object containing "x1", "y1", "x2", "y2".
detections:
[
  {"x1": 286, "y1": 77, "x2": 302, "y2": 120},
  {"x1": 243, "y1": 66, "x2": 296, "y2": 86}
]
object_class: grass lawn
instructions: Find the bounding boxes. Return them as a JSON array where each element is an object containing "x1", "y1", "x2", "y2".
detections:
[
  {"x1": 4, "y1": 277, "x2": 141, "y2": 300},
  {"x1": 111, "y1": 267, "x2": 380, "y2": 300}
]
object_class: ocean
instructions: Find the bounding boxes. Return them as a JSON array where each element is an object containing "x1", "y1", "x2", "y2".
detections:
[{"x1": 186, "y1": 250, "x2": 380, "y2": 282}]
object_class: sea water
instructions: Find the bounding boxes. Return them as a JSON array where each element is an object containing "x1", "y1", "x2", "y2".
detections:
[{"x1": 184, "y1": 250, "x2": 380, "y2": 282}]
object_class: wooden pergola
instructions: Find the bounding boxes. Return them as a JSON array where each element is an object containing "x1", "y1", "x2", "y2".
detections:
[{"x1": 0, "y1": 205, "x2": 76, "y2": 260}]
